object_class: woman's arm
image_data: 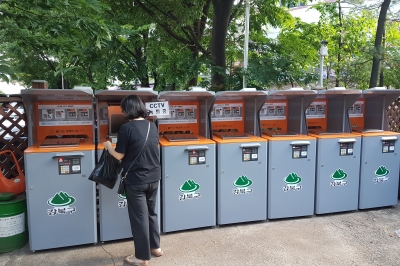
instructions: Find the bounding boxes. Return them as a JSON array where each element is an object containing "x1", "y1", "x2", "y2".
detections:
[{"x1": 103, "y1": 141, "x2": 125, "y2": 160}]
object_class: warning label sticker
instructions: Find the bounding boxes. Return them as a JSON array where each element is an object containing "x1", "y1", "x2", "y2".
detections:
[{"x1": 0, "y1": 213, "x2": 25, "y2": 237}]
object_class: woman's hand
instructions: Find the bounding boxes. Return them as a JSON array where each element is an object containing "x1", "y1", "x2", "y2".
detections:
[
  {"x1": 103, "y1": 141, "x2": 112, "y2": 151},
  {"x1": 103, "y1": 141, "x2": 125, "y2": 160}
]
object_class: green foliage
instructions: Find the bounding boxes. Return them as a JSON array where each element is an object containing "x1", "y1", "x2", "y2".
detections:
[
  {"x1": 0, "y1": 54, "x2": 17, "y2": 84},
  {"x1": 245, "y1": 39, "x2": 318, "y2": 89},
  {"x1": 380, "y1": 20, "x2": 400, "y2": 89},
  {"x1": 1, "y1": 0, "x2": 398, "y2": 91},
  {"x1": 0, "y1": 0, "x2": 113, "y2": 89}
]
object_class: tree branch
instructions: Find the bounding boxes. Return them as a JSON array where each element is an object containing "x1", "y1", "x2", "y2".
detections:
[
  {"x1": 142, "y1": 0, "x2": 180, "y2": 22},
  {"x1": 229, "y1": 0, "x2": 244, "y2": 24},
  {"x1": 198, "y1": 0, "x2": 212, "y2": 40},
  {"x1": 183, "y1": 26, "x2": 209, "y2": 56},
  {"x1": 159, "y1": 23, "x2": 192, "y2": 45},
  {"x1": 29, "y1": 44, "x2": 57, "y2": 72},
  {"x1": 351, "y1": 58, "x2": 373, "y2": 66},
  {"x1": 132, "y1": 0, "x2": 191, "y2": 45}
]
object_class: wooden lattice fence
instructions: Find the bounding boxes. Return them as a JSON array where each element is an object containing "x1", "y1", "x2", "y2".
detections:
[
  {"x1": 388, "y1": 98, "x2": 400, "y2": 132},
  {"x1": 0, "y1": 95, "x2": 28, "y2": 179}
]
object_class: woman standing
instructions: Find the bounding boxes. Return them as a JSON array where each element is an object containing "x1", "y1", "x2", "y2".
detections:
[{"x1": 103, "y1": 95, "x2": 162, "y2": 266}]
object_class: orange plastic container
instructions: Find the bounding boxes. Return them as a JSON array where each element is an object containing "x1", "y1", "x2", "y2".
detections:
[{"x1": 0, "y1": 150, "x2": 26, "y2": 195}]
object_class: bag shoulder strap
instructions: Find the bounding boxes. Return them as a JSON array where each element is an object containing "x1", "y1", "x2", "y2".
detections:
[{"x1": 123, "y1": 121, "x2": 151, "y2": 178}]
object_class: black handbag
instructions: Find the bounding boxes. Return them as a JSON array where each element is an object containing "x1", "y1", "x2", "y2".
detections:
[{"x1": 117, "y1": 121, "x2": 150, "y2": 194}]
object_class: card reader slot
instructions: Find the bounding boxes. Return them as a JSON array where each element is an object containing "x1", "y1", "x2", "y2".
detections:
[
  {"x1": 290, "y1": 141, "x2": 311, "y2": 146},
  {"x1": 381, "y1": 136, "x2": 398, "y2": 141},
  {"x1": 338, "y1": 138, "x2": 357, "y2": 143},
  {"x1": 184, "y1": 146, "x2": 209, "y2": 151},
  {"x1": 52, "y1": 152, "x2": 85, "y2": 158},
  {"x1": 239, "y1": 143, "x2": 261, "y2": 148}
]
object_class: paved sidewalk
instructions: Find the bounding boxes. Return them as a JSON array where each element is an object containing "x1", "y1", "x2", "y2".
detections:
[{"x1": 1, "y1": 203, "x2": 400, "y2": 266}]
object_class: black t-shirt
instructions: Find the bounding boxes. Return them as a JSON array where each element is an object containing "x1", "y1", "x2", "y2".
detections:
[{"x1": 115, "y1": 119, "x2": 161, "y2": 185}]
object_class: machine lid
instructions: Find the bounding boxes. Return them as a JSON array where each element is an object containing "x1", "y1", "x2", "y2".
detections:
[
  {"x1": 159, "y1": 90, "x2": 215, "y2": 97},
  {"x1": 213, "y1": 132, "x2": 250, "y2": 139},
  {"x1": 262, "y1": 130, "x2": 298, "y2": 137},
  {"x1": 359, "y1": 128, "x2": 384, "y2": 133},
  {"x1": 362, "y1": 88, "x2": 400, "y2": 98},
  {"x1": 317, "y1": 89, "x2": 361, "y2": 96},
  {"x1": 39, "y1": 138, "x2": 81, "y2": 148},
  {"x1": 267, "y1": 88, "x2": 316, "y2": 101},
  {"x1": 215, "y1": 90, "x2": 267, "y2": 99},
  {"x1": 0, "y1": 192, "x2": 15, "y2": 201},
  {"x1": 95, "y1": 89, "x2": 158, "y2": 102},
  {"x1": 21, "y1": 88, "x2": 93, "y2": 97},
  {"x1": 309, "y1": 129, "x2": 343, "y2": 135},
  {"x1": 163, "y1": 134, "x2": 200, "y2": 142},
  {"x1": 158, "y1": 90, "x2": 215, "y2": 102}
]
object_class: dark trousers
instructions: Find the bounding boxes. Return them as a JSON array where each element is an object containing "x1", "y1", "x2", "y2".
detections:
[{"x1": 125, "y1": 181, "x2": 160, "y2": 260}]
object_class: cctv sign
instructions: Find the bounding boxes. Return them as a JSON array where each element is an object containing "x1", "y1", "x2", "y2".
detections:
[{"x1": 146, "y1": 101, "x2": 170, "y2": 117}]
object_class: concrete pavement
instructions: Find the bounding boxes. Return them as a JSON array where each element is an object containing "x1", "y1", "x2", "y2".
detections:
[{"x1": 1, "y1": 203, "x2": 400, "y2": 266}]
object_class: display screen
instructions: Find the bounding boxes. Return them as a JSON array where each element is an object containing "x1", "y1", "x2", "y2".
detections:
[{"x1": 109, "y1": 113, "x2": 127, "y2": 135}]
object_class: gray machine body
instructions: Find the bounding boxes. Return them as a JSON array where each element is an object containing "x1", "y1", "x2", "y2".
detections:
[
  {"x1": 161, "y1": 144, "x2": 216, "y2": 233},
  {"x1": 25, "y1": 151, "x2": 97, "y2": 251},
  {"x1": 217, "y1": 141, "x2": 267, "y2": 225},
  {"x1": 98, "y1": 176, "x2": 131, "y2": 242},
  {"x1": 359, "y1": 134, "x2": 399, "y2": 209},
  {"x1": 315, "y1": 137, "x2": 361, "y2": 214},
  {"x1": 94, "y1": 90, "x2": 160, "y2": 241},
  {"x1": 268, "y1": 139, "x2": 317, "y2": 219},
  {"x1": 313, "y1": 89, "x2": 362, "y2": 214},
  {"x1": 98, "y1": 151, "x2": 161, "y2": 242},
  {"x1": 357, "y1": 89, "x2": 400, "y2": 209}
]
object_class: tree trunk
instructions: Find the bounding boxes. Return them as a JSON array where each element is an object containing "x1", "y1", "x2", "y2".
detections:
[
  {"x1": 134, "y1": 47, "x2": 150, "y2": 88},
  {"x1": 210, "y1": 0, "x2": 235, "y2": 90},
  {"x1": 369, "y1": 0, "x2": 391, "y2": 88},
  {"x1": 187, "y1": 78, "x2": 197, "y2": 87},
  {"x1": 379, "y1": 25, "x2": 386, "y2": 87},
  {"x1": 153, "y1": 72, "x2": 158, "y2": 90},
  {"x1": 188, "y1": 46, "x2": 200, "y2": 87}
]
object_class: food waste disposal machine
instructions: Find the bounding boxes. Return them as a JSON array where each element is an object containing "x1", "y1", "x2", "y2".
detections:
[
  {"x1": 95, "y1": 89, "x2": 160, "y2": 242},
  {"x1": 349, "y1": 88, "x2": 400, "y2": 209},
  {"x1": 158, "y1": 88, "x2": 216, "y2": 233},
  {"x1": 211, "y1": 88, "x2": 268, "y2": 225},
  {"x1": 21, "y1": 88, "x2": 96, "y2": 251},
  {"x1": 307, "y1": 88, "x2": 362, "y2": 214},
  {"x1": 261, "y1": 88, "x2": 317, "y2": 219}
]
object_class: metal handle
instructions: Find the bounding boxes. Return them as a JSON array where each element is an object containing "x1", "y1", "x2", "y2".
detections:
[
  {"x1": 184, "y1": 146, "x2": 209, "y2": 151},
  {"x1": 52, "y1": 152, "x2": 85, "y2": 158},
  {"x1": 381, "y1": 136, "x2": 398, "y2": 141},
  {"x1": 239, "y1": 143, "x2": 261, "y2": 148},
  {"x1": 290, "y1": 141, "x2": 310, "y2": 146},
  {"x1": 338, "y1": 138, "x2": 357, "y2": 143}
]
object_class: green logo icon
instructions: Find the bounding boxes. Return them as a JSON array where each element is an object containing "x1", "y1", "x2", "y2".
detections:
[
  {"x1": 233, "y1": 175, "x2": 253, "y2": 188},
  {"x1": 331, "y1": 169, "x2": 348, "y2": 180},
  {"x1": 284, "y1": 173, "x2": 302, "y2": 184},
  {"x1": 179, "y1": 180, "x2": 200, "y2": 193},
  {"x1": 118, "y1": 191, "x2": 126, "y2": 199},
  {"x1": 375, "y1": 166, "x2": 390, "y2": 177},
  {"x1": 47, "y1": 191, "x2": 75, "y2": 207}
]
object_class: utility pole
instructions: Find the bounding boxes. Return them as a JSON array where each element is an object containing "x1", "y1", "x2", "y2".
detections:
[{"x1": 319, "y1": 40, "x2": 328, "y2": 88}]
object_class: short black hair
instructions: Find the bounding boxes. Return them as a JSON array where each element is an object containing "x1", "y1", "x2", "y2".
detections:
[{"x1": 120, "y1": 95, "x2": 148, "y2": 119}]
